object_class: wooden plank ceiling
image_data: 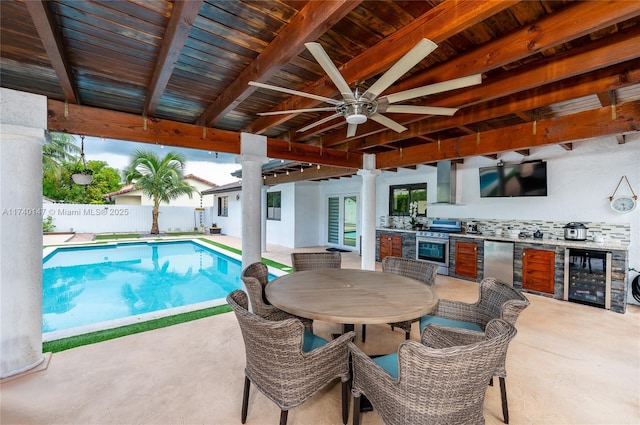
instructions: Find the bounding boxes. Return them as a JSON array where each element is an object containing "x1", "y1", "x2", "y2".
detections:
[{"x1": 2, "y1": 0, "x2": 639, "y2": 183}]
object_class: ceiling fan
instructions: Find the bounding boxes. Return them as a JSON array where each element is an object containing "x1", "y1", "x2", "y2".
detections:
[{"x1": 249, "y1": 38, "x2": 482, "y2": 138}]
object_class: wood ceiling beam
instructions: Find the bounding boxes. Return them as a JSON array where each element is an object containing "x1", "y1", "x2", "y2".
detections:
[
  {"x1": 347, "y1": 29, "x2": 640, "y2": 150},
  {"x1": 25, "y1": 0, "x2": 79, "y2": 104},
  {"x1": 196, "y1": 0, "x2": 360, "y2": 127},
  {"x1": 515, "y1": 111, "x2": 533, "y2": 122},
  {"x1": 560, "y1": 143, "x2": 573, "y2": 151},
  {"x1": 347, "y1": 61, "x2": 640, "y2": 151},
  {"x1": 596, "y1": 90, "x2": 616, "y2": 107},
  {"x1": 247, "y1": 0, "x2": 517, "y2": 134},
  {"x1": 263, "y1": 166, "x2": 357, "y2": 185},
  {"x1": 316, "y1": 0, "x2": 640, "y2": 147},
  {"x1": 375, "y1": 101, "x2": 640, "y2": 169},
  {"x1": 46, "y1": 100, "x2": 363, "y2": 170},
  {"x1": 145, "y1": 0, "x2": 203, "y2": 117}
]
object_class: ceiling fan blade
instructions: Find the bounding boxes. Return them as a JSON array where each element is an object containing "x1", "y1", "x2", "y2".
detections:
[
  {"x1": 362, "y1": 38, "x2": 438, "y2": 100},
  {"x1": 369, "y1": 113, "x2": 408, "y2": 133},
  {"x1": 385, "y1": 105, "x2": 459, "y2": 116},
  {"x1": 347, "y1": 123, "x2": 358, "y2": 138},
  {"x1": 297, "y1": 112, "x2": 344, "y2": 133},
  {"x1": 249, "y1": 81, "x2": 342, "y2": 106},
  {"x1": 257, "y1": 107, "x2": 336, "y2": 116},
  {"x1": 380, "y1": 73, "x2": 483, "y2": 104},
  {"x1": 304, "y1": 42, "x2": 356, "y2": 102}
]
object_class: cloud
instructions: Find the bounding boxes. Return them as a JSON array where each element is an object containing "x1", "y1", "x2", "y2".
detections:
[{"x1": 77, "y1": 135, "x2": 241, "y2": 185}]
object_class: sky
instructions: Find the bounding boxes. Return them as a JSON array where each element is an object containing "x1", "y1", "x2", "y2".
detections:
[{"x1": 76, "y1": 135, "x2": 242, "y2": 186}]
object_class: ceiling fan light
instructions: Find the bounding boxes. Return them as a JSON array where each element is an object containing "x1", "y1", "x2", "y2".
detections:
[{"x1": 346, "y1": 113, "x2": 367, "y2": 125}]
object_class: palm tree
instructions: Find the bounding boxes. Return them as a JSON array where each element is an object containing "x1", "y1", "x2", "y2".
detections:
[
  {"x1": 42, "y1": 132, "x2": 80, "y2": 179},
  {"x1": 124, "y1": 150, "x2": 196, "y2": 234}
]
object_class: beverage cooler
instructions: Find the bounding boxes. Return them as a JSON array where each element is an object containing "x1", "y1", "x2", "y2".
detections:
[{"x1": 563, "y1": 248, "x2": 611, "y2": 309}]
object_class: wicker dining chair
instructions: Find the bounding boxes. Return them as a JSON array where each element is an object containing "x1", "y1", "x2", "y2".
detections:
[
  {"x1": 227, "y1": 290, "x2": 355, "y2": 425},
  {"x1": 290, "y1": 252, "x2": 341, "y2": 271},
  {"x1": 419, "y1": 277, "x2": 530, "y2": 424},
  {"x1": 350, "y1": 319, "x2": 517, "y2": 425},
  {"x1": 381, "y1": 256, "x2": 439, "y2": 340},
  {"x1": 241, "y1": 261, "x2": 313, "y2": 332}
]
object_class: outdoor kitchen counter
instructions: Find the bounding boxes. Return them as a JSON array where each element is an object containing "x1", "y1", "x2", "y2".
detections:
[
  {"x1": 376, "y1": 227, "x2": 418, "y2": 233},
  {"x1": 451, "y1": 233, "x2": 629, "y2": 251},
  {"x1": 451, "y1": 233, "x2": 630, "y2": 314}
]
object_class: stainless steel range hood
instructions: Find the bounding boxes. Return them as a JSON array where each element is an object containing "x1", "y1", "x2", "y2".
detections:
[{"x1": 434, "y1": 160, "x2": 457, "y2": 204}]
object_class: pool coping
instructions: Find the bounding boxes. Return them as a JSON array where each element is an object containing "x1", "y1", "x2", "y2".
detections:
[{"x1": 42, "y1": 238, "x2": 286, "y2": 342}]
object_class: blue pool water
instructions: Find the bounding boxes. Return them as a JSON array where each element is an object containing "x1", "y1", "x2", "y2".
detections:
[{"x1": 42, "y1": 240, "x2": 269, "y2": 335}]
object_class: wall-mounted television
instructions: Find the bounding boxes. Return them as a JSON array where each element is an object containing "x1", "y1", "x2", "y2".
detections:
[{"x1": 479, "y1": 161, "x2": 548, "y2": 197}]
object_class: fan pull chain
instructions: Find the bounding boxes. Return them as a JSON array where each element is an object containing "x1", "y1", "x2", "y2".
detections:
[
  {"x1": 143, "y1": 116, "x2": 147, "y2": 131},
  {"x1": 64, "y1": 101, "x2": 69, "y2": 118},
  {"x1": 437, "y1": 138, "x2": 441, "y2": 151},
  {"x1": 202, "y1": 127, "x2": 206, "y2": 139}
]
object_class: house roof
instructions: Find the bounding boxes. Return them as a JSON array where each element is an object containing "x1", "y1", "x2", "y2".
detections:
[
  {"x1": 104, "y1": 175, "x2": 216, "y2": 198},
  {"x1": 183, "y1": 174, "x2": 216, "y2": 187},
  {"x1": 2, "y1": 1, "x2": 639, "y2": 184},
  {"x1": 201, "y1": 181, "x2": 242, "y2": 195},
  {"x1": 103, "y1": 184, "x2": 136, "y2": 199}
]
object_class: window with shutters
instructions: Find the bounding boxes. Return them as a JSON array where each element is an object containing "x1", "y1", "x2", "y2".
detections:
[{"x1": 217, "y1": 196, "x2": 228, "y2": 217}]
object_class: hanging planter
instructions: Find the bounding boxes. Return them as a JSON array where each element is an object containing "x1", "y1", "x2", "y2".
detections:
[
  {"x1": 71, "y1": 135, "x2": 93, "y2": 185},
  {"x1": 71, "y1": 170, "x2": 93, "y2": 185}
]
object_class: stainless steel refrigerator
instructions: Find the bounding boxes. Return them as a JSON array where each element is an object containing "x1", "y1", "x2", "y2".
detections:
[{"x1": 483, "y1": 240, "x2": 514, "y2": 286}]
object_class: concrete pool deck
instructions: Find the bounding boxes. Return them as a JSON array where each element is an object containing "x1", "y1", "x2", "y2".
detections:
[{"x1": 1, "y1": 234, "x2": 639, "y2": 424}]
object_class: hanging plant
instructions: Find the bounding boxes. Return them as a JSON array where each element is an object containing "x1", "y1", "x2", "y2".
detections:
[{"x1": 70, "y1": 135, "x2": 93, "y2": 185}]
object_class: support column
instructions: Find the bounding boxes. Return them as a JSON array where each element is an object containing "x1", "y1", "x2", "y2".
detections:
[
  {"x1": 1, "y1": 88, "x2": 47, "y2": 378},
  {"x1": 236, "y1": 133, "x2": 268, "y2": 268},
  {"x1": 260, "y1": 186, "x2": 267, "y2": 252},
  {"x1": 357, "y1": 154, "x2": 381, "y2": 271}
]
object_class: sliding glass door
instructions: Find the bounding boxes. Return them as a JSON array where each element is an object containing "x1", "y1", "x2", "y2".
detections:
[{"x1": 327, "y1": 194, "x2": 359, "y2": 250}]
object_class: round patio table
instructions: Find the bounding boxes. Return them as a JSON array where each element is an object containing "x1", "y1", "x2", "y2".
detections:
[{"x1": 265, "y1": 268, "x2": 438, "y2": 328}]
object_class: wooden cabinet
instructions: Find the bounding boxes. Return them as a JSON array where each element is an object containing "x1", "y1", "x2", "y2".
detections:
[
  {"x1": 379, "y1": 234, "x2": 402, "y2": 261},
  {"x1": 455, "y1": 241, "x2": 478, "y2": 279},
  {"x1": 522, "y1": 248, "x2": 555, "y2": 294}
]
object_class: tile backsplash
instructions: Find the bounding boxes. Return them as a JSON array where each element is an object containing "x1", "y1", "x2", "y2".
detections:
[{"x1": 456, "y1": 219, "x2": 631, "y2": 245}]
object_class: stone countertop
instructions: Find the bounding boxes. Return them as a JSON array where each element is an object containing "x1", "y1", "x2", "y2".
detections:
[
  {"x1": 452, "y1": 232, "x2": 629, "y2": 251},
  {"x1": 376, "y1": 227, "x2": 418, "y2": 233}
]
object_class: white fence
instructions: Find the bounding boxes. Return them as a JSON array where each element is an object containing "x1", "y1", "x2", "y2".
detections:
[{"x1": 43, "y1": 203, "x2": 216, "y2": 234}]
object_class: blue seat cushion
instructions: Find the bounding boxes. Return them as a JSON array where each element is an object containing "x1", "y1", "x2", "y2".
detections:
[
  {"x1": 372, "y1": 353, "x2": 399, "y2": 379},
  {"x1": 419, "y1": 315, "x2": 483, "y2": 333},
  {"x1": 302, "y1": 329, "x2": 329, "y2": 352}
]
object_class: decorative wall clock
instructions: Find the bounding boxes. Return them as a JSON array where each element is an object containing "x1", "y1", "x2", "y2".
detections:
[{"x1": 609, "y1": 176, "x2": 637, "y2": 213}]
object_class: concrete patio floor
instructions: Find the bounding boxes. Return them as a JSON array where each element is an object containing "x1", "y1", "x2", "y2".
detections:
[{"x1": 2, "y1": 234, "x2": 639, "y2": 424}]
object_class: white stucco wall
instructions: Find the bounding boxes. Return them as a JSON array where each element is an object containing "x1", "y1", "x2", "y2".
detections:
[
  {"x1": 264, "y1": 183, "x2": 296, "y2": 247},
  {"x1": 119, "y1": 179, "x2": 213, "y2": 207},
  {"x1": 115, "y1": 195, "x2": 141, "y2": 205},
  {"x1": 294, "y1": 181, "x2": 322, "y2": 247}
]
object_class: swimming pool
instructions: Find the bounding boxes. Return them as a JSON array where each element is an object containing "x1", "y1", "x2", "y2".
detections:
[{"x1": 42, "y1": 240, "x2": 283, "y2": 341}]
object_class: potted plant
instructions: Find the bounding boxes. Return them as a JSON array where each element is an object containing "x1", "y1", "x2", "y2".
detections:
[
  {"x1": 209, "y1": 223, "x2": 221, "y2": 234},
  {"x1": 70, "y1": 162, "x2": 93, "y2": 185}
]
